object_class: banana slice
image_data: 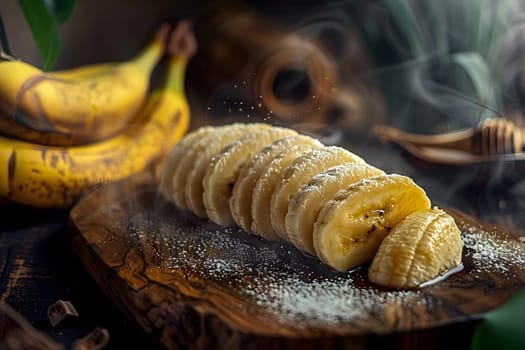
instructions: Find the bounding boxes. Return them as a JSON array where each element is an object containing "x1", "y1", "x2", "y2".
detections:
[
  {"x1": 159, "y1": 126, "x2": 216, "y2": 205},
  {"x1": 230, "y1": 134, "x2": 322, "y2": 232},
  {"x1": 203, "y1": 127, "x2": 298, "y2": 226},
  {"x1": 184, "y1": 123, "x2": 271, "y2": 217},
  {"x1": 171, "y1": 124, "x2": 241, "y2": 210},
  {"x1": 251, "y1": 143, "x2": 322, "y2": 240},
  {"x1": 313, "y1": 173, "x2": 431, "y2": 272},
  {"x1": 368, "y1": 208, "x2": 463, "y2": 289},
  {"x1": 286, "y1": 163, "x2": 385, "y2": 255},
  {"x1": 271, "y1": 146, "x2": 365, "y2": 240}
]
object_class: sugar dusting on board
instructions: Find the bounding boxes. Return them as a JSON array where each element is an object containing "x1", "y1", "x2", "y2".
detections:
[
  {"x1": 119, "y1": 203, "x2": 525, "y2": 330},
  {"x1": 461, "y1": 224, "x2": 525, "y2": 273}
]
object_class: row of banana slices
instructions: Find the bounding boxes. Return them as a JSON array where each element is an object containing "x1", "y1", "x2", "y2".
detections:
[{"x1": 159, "y1": 123, "x2": 463, "y2": 289}]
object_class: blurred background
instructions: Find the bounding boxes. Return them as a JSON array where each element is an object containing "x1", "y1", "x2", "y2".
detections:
[{"x1": 4, "y1": 0, "x2": 525, "y2": 135}]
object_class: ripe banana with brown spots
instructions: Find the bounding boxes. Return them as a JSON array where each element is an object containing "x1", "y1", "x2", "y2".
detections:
[
  {"x1": 0, "y1": 21, "x2": 195, "y2": 208},
  {"x1": 0, "y1": 23, "x2": 170, "y2": 146}
]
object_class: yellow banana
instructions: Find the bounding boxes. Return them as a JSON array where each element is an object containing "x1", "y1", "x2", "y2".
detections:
[
  {"x1": 0, "y1": 24, "x2": 170, "y2": 146},
  {"x1": 0, "y1": 21, "x2": 195, "y2": 208}
]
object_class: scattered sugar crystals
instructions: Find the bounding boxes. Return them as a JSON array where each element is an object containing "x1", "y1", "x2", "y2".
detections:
[
  {"x1": 118, "y1": 207, "x2": 525, "y2": 329},
  {"x1": 461, "y1": 224, "x2": 525, "y2": 274}
]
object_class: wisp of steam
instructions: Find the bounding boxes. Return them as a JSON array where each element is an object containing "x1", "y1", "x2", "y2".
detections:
[{"x1": 357, "y1": 0, "x2": 525, "y2": 133}]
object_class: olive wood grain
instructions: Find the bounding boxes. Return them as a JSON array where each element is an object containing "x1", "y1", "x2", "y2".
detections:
[{"x1": 69, "y1": 172, "x2": 525, "y2": 349}]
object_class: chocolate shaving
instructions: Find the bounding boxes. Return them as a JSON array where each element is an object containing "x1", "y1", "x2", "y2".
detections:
[
  {"x1": 72, "y1": 327, "x2": 110, "y2": 350},
  {"x1": 47, "y1": 300, "x2": 79, "y2": 327},
  {"x1": 0, "y1": 302, "x2": 63, "y2": 350}
]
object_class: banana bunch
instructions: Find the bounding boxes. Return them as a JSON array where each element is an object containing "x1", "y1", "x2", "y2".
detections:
[
  {"x1": 160, "y1": 123, "x2": 464, "y2": 289},
  {"x1": 0, "y1": 21, "x2": 196, "y2": 208}
]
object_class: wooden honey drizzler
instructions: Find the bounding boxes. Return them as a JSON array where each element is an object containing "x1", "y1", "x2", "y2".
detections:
[
  {"x1": 374, "y1": 117, "x2": 524, "y2": 161},
  {"x1": 373, "y1": 117, "x2": 525, "y2": 185}
]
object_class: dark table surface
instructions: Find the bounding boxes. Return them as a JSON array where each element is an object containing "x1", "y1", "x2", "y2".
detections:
[
  {"x1": 1, "y1": 202, "x2": 165, "y2": 349},
  {"x1": 1, "y1": 128, "x2": 525, "y2": 349}
]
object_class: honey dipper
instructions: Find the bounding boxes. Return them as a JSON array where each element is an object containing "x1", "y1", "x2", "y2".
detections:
[{"x1": 373, "y1": 117, "x2": 524, "y2": 160}]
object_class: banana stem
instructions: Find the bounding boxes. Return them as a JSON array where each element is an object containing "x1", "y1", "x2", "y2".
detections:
[{"x1": 163, "y1": 20, "x2": 197, "y2": 94}]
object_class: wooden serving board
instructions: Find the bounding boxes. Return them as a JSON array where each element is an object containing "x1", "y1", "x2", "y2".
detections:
[{"x1": 69, "y1": 172, "x2": 525, "y2": 349}]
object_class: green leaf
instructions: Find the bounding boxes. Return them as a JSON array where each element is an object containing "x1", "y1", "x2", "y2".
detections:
[
  {"x1": 18, "y1": 0, "x2": 76, "y2": 70},
  {"x1": 471, "y1": 287, "x2": 525, "y2": 350}
]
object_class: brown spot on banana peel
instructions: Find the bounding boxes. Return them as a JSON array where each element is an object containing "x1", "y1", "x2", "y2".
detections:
[
  {"x1": 49, "y1": 153, "x2": 61, "y2": 169},
  {"x1": 40, "y1": 149, "x2": 47, "y2": 162},
  {"x1": 7, "y1": 150, "x2": 15, "y2": 197},
  {"x1": 169, "y1": 110, "x2": 181, "y2": 126}
]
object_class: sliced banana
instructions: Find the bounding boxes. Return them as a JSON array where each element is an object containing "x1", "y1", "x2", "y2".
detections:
[
  {"x1": 171, "y1": 124, "x2": 240, "y2": 210},
  {"x1": 159, "y1": 126, "x2": 215, "y2": 204},
  {"x1": 184, "y1": 123, "x2": 270, "y2": 217},
  {"x1": 271, "y1": 146, "x2": 365, "y2": 240},
  {"x1": 286, "y1": 163, "x2": 385, "y2": 255},
  {"x1": 251, "y1": 143, "x2": 321, "y2": 240},
  {"x1": 230, "y1": 134, "x2": 322, "y2": 232},
  {"x1": 368, "y1": 208, "x2": 463, "y2": 289},
  {"x1": 313, "y1": 173, "x2": 431, "y2": 272},
  {"x1": 161, "y1": 123, "x2": 461, "y2": 286},
  {"x1": 203, "y1": 127, "x2": 298, "y2": 226}
]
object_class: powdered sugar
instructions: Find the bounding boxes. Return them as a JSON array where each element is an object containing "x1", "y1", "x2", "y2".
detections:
[
  {"x1": 117, "y1": 205, "x2": 525, "y2": 331},
  {"x1": 462, "y1": 225, "x2": 525, "y2": 274}
]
